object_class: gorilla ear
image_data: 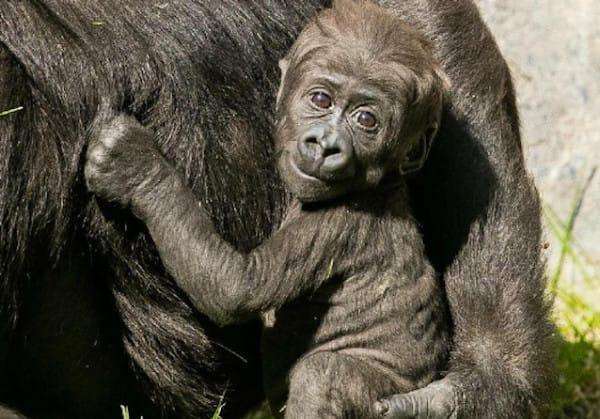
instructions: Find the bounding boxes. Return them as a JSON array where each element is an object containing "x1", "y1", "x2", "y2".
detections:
[
  {"x1": 398, "y1": 122, "x2": 438, "y2": 175},
  {"x1": 399, "y1": 63, "x2": 446, "y2": 175},
  {"x1": 276, "y1": 58, "x2": 290, "y2": 110}
]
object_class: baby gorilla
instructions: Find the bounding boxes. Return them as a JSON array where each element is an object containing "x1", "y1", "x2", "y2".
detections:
[{"x1": 85, "y1": 1, "x2": 449, "y2": 417}]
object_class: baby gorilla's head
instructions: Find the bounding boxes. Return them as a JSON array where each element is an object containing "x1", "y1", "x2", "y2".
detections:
[{"x1": 276, "y1": 0, "x2": 446, "y2": 202}]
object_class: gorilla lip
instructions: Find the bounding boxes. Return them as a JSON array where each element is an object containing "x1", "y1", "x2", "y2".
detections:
[{"x1": 288, "y1": 153, "x2": 323, "y2": 183}]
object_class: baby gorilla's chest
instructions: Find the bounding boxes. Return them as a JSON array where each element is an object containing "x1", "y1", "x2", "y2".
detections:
[{"x1": 260, "y1": 270, "x2": 450, "y2": 406}]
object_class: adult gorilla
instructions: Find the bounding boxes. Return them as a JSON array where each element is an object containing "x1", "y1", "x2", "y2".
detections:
[{"x1": 0, "y1": 1, "x2": 554, "y2": 418}]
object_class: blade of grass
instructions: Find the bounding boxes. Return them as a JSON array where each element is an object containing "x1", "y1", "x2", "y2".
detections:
[
  {"x1": 545, "y1": 203, "x2": 597, "y2": 266},
  {"x1": 211, "y1": 391, "x2": 227, "y2": 419},
  {"x1": 544, "y1": 207, "x2": 594, "y2": 282},
  {"x1": 549, "y1": 168, "x2": 597, "y2": 291},
  {"x1": 0, "y1": 106, "x2": 23, "y2": 117}
]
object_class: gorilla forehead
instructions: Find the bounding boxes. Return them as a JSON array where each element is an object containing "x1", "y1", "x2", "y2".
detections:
[
  {"x1": 283, "y1": 4, "x2": 436, "y2": 107},
  {"x1": 288, "y1": 0, "x2": 434, "y2": 71},
  {"x1": 294, "y1": 54, "x2": 416, "y2": 105}
]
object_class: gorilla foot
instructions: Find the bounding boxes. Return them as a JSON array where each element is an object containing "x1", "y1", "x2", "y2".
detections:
[{"x1": 374, "y1": 377, "x2": 458, "y2": 419}]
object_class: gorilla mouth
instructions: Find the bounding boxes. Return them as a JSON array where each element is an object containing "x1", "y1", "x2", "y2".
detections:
[{"x1": 289, "y1": 156, "x2": 323, "y2": 183}]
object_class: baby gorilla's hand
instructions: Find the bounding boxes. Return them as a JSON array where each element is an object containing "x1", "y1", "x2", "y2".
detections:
[{"x1": 85, "y1": 114, "x2": 164, "y2": 208}]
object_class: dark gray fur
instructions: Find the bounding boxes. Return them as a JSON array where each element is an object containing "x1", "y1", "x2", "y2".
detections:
[
  {"x1": 85, "y1": 3, "x2": 451, "y2": 417},
  {"x1": 0, "y1": 0, "x2": 554, "y2": 418}
]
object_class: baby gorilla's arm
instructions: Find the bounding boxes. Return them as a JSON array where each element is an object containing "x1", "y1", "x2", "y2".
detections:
[{"x1": 85, "y1": 114, "x2": 331, "y2": 326}]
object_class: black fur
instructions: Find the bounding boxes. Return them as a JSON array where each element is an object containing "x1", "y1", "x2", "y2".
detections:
[
  {"x1": 83, "y1": 4, "x2": 451, "y2": 416},
  {"x1": 0, "y1": 1, "x2": 554, "y2": 418},
  {"x1": 0, "y1": 1, "x2": 325, "y2": 417}
]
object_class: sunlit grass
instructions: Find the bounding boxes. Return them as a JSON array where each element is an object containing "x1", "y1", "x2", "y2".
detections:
[
  {"x1": 0, "y1": 106, "x2": 23, "y2": 117},
  {"x1": 544, "y1": 169, "x2": 599, "y2": 418},
  {"x1": 545, "y1": 168, "x2": 597, "y2": 292},
  {"x1": 211, "y1": 393, "x2": 227, "y2": 419},
  {"x1": 120, "y1": 405, "x2": 131, "y2": 419},
  {"x1": 551, "y1": 302, "x2": 599, "y2": 418}
]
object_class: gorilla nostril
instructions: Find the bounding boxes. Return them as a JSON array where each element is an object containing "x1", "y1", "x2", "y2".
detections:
[
  {"x1": 322, "y1": 146, "x2": 340, "y2": 158},
  {"x1": 298, "y1": 136, "x2": 321, "y2": 160}
]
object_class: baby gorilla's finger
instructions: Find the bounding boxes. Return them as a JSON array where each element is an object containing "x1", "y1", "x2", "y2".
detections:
[
  {"x1": 84, "y1": 147, "x2": 105, "y2": 189},
  {"x1": 84, "y1": 161, "x2": 97, "y2": 190},
  {"x1": 375, "y1": 393, "x2": 420, "y2": 418}
]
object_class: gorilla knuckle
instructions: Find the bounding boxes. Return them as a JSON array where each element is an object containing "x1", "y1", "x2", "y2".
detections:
[
  {"x1": 99, "y1": 131, "x2": 119, "y2": 149},
  {"x1": 111, "y1": 113, "x2": 139, "y2": 129},
  {"x1": 97, "y1": 117, "x2": 135, "y2": 149},
  {"x1": 84, "y1": 160, "x2": 104, "y2": 179},
  {"x1": 87, "y1": 145, "x2": 106, "y2": 163},
  {"x1": 379, "y1": 387, "x2": 456, "y2": 418},
  {"x1": 383, "y1": 395, "x2": 414, "y2": 417}
]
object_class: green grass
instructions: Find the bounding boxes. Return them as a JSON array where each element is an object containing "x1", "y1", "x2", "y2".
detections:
[
  {"x1": 120, "y1": 405, "x2": 132, "y2": 419},
  {"x1": 551, "y1": 317, "x2": 599, "y2": 418},
  {"x1": 543, "y1": 169, "x2": 599, "y2": 418},
  {"x1": 211, "y1": 393, "x2": 227, "y2": 419},
  {"x1": 0, "y1": 106, "x2": 23, "y2": 117},
  {"x1": 549, "y1": 264, "x2": 599, "y2": 418}
]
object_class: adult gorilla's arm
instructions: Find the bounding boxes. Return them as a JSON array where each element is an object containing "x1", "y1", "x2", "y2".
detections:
[{"x1": 374, "y1": 1, "x2": 555, "y2": 418}]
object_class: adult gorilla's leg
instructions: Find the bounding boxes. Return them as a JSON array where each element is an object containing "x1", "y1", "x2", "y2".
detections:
[
  {"x1": 0, "y1": 43, "x2": 31, "y2": 419},
  {"x1": 0, "y1": 37, "x2": 222, "y2": 417},
  {"x1": 0, "y1": 50, "x2": 156, "y2": 413},
  {"x1": 0, "y1": 3, "x2": 247, "y2": 414},
  {"x1": 0, "y1": 43, "x2": 124, "y2": 418},
  {"x1": 3, "y1": 251, "x2": 153, "y2": 419},
  {"x1": 375, "y1": 1, "x2": 555, "y2": 417}
]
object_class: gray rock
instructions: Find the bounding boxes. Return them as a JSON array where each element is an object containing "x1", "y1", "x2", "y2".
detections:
[{"x1": 476, "y1": 0, "x2": 599, "y2": 288}]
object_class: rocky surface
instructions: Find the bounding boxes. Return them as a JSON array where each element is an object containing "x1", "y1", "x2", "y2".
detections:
[{"x1": 477, "y1": 0, "x2": 599, "y2": 285}]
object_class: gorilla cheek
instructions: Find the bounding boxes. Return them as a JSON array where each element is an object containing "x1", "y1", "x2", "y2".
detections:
[{"x1": 278, "y1": 151, "x2": 314, "y2": 199}]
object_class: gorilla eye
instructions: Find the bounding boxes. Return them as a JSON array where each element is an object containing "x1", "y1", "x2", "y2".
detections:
[
  {"x1": 356, "y1": 111, "x2": 377, "y2": 129},
  {"x1": 310, "y1": 91, "x2": 332, "y2": 109}
]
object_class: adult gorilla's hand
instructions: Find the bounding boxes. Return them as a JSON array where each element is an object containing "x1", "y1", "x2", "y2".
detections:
[{"x1": 375, "y1": 377, "x2": 458, "y2": 418}]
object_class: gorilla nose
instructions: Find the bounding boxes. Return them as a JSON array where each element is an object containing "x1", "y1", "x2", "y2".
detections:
[{"x1": 298, "y1": 130, "x2": 355, "y2": 180}]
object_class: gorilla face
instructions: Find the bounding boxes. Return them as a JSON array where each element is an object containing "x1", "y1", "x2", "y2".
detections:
[
  {"x1": 274, "y1": 13, "x2": 444, "y2": 203},
  {"x1": 278, "y1": 69, "x2": 397, "y2": 202},
  {"x1": 280, "y1": 74, "x2": 394, "y2": 201}
]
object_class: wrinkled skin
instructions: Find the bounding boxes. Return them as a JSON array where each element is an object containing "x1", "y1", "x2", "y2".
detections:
[{"x1": 375, "y1": 378, "x2": 458, "y2": 418}]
